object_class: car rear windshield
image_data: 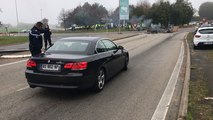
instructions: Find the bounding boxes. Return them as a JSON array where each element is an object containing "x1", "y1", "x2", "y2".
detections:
[
  {"x1": 47, "y1": 40, "x2": 90, "y2": 54},
  {"x1": 199, "y1": 29, "x2": 213, "y2": 34}
]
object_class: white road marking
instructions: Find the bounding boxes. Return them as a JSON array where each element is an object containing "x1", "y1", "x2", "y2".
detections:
[
  {"x1": 205, "y1": 97, "x2": 213, "y2": 100},
  {"x1": 151, "y1": 42, "x2": 184, "y2": 120},
  {"x1": 1, "y1": 54, "x2": 31, "y2": 58},
  {"x1": 17, "y1": 86, "x2": 29, "y2": 92},
  {"x1": 0, "y1": 59, "x2": 27, "y2": 68}
]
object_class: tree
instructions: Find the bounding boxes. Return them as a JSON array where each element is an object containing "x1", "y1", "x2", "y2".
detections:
[
  {"x1": 109, "y1": 7, "x2": 119, "y2": 25},
  {"x1": 199, "y1": 2, "x2": 213, "y2": 20},
  {"x1": 170, "y1": 0, "x2": 194, "y2": 25},
  {"x1": 58, "y1": 9, "x2": 69, "y2": 30},
  {"x1": 147, "y1": 1, "x2": 171, "y2": 27},
  {"x1": 58, "y1": 2, "x2": 108, "y2": 29},
  {"x1": 91, "y1": 3, "x2": 108, "y2": 24},
  {"x1": 147, "y1": 0, "x2": 193, "y2": 26},
  {"x1": 133, "y1": 0, "x2": 151, "y2": 17}
]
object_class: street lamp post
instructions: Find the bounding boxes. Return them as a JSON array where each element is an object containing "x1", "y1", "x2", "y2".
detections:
[
  {"x1": 15, "y1": 0, "x2": 19, "y2": 26},
  {"x1": 40, "y1": 9, "x2": 43, "y2": 20},
  {"x1": 119, "y1": 0, "x2": 121, "y2": 34}
]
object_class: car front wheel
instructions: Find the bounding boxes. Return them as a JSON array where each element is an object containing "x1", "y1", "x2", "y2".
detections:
[
  {"x1": 193, "y1": 45, "x2": 198, "y2": 49},
  {"x1": 123, "y1": 55, "x2": 129, "y2": 71}
]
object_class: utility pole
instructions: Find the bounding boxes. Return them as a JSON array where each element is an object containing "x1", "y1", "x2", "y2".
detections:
[
  {"x1": 0, "y1": 9, "x2": 2, "y2": 26},
  {"x1": 119, "y1": 0, "x2": 121, "y2": 34},
  {"x1": 119, "y1": 0, "x2": 129, "y2": 34},
  {"x1": 40, "y1": 9, "x2": 43, "y2": 20},
  {"x1": 63, "y1": 9, "x2": 66, "y2": 31},
  {"x1": 15, "y1": 0, "x2": 19, "y2": 26}
]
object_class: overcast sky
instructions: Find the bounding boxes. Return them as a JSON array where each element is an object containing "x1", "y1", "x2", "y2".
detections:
[{"x1": 0, "y1": 0, "x2": 210, "y2": 26}]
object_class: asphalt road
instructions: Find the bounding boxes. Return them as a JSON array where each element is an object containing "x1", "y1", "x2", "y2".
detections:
[{"x1": 0, "y1": 30, "x2": 188, "y2": 120}]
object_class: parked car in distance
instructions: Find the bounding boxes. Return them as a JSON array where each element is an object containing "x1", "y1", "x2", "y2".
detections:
[
  {"x1": 25, "y1": 37, "x2": 129, "y2": 92},
  {"x1": 193, "y1": 26, "x2": 213, "y2": 49},
  {"x1": 68, "y1": 24, "x2": 84, "y2": 31},
  {"x1": 21, "y1": 29, "x2": 30, "y2": 33}
]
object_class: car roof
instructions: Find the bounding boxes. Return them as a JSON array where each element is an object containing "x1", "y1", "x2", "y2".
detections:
[{"x1": 60, "y1": 37, "x2": 108, "y2": 42}]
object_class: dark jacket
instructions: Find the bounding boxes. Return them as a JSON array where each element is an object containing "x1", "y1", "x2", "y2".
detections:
[
  {"x1": 29, "y1": 26, "x2": 43, "y2": 51},
  {"x1": 44, "y1": 27, "x2": 52, "y2": 38}
]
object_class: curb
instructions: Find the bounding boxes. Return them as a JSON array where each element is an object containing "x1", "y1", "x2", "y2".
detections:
[{"x1": 177, "y1": 33, "x2": 190, "y2": 119}]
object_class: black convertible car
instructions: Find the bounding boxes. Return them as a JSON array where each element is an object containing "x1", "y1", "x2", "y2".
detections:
[{"x1": 25, "y1": 37, "x2": 129, "y2": 92}]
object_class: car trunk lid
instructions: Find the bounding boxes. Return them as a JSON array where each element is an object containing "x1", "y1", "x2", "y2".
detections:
[{"x1": 30, "y1": 53, "x2": 92, "y2": 74}]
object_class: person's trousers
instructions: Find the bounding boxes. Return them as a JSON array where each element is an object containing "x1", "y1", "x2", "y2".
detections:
[
  {"x1": 30, "y1": 49, "x2": 41, "y2": 56},
  {"x1": 44, "y1": 37, "x2": 52, "y2": 49}
]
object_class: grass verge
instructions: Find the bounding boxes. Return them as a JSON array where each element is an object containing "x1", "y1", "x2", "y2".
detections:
[
  {"x1": 186, "y1": 32, "x2": 213, "y2": 120},
  {"x1": 0, "y1": 36, "x2": 28, "y2": 46}
]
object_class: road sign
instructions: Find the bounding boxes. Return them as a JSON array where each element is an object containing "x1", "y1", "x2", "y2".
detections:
[{"x1": 119, "y1": 0, "x2": 129, "y2": 20}]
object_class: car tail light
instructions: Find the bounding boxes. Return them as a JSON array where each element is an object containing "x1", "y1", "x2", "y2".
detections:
[
  {"x1": 64, "y1": 63, "x2": 73, "y2": 69},
  {"x1": 64, "y1": 62, "x2": 87, "y2": 70},
  {"x1": 26, "y1": 59, "x2": 37, "y2": 67},
  {"x1": 195, "y1": 35, "x2": 201, "y2": 38}
]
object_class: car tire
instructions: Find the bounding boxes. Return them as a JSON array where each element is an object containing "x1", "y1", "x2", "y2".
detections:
[
  {"x1": 93, "y1": 68, "x2": 105, "y2": 92},
  {"x1": 193, "y1": 45, "x2": 198, "y2": 50},
  {"x1": 123, "y1": 56, "x2": 129, "y2": 71},
  {"x1": 29, "y1": 85, "x2": 36, "y2": 88}
]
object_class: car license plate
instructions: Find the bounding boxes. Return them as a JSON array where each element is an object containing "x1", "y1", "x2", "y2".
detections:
[
  {"x1": 204, "y1": 42, "x2": 213, "y2": 45},
  {"x1": 41, "y1": 64, "x2": 61, "y2": 72}
]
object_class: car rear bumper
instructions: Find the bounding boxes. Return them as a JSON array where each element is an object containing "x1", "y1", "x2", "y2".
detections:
[
  {"x1": 194, "y1": 39, "x2": 213, "y2": 46},
  {"x1": 194, "y1": 41, "x2": 213, "y2": 47},
  {"x1": 25, "y1": 70, "x2": 95, "y2": 89}
]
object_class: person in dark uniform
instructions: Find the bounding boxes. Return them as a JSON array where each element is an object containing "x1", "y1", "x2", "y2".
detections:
[
  {"x1": 44, "y1": 25, "x2": 52, "y2": 50},
  {"x1": 29, "y1": 22, "x2": 44, "y2": 56}
]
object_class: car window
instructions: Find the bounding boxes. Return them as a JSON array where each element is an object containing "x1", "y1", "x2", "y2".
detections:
[
  {"x1": 199, "y1": 29, "x2": 213, "y2": 34},
  {"x1": 96, "y1": 40, "x2": 107, "y2": 53},
  {"x1": 47, "y1": 40, "x2": 90, "y2": 54},
  {"x1": 102, "y1": 40, "x2": 117, "y2": 51}
]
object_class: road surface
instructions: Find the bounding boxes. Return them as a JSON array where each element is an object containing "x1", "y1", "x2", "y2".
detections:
[{"x1": 0, "y1": 30, "x2": 189, "y2": 120}]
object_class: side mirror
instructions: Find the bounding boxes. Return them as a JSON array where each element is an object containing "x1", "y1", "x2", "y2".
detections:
[
  {"x1": 117, "y1": 45, "x2": 124, "y2": 50},
  {"x1": 113, "y1": 45, "x2": 124, "y2": 53}
]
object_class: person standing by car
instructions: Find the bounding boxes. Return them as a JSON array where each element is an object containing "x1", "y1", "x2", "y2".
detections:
[
  {"x1": 29, "y1": 22, "x2": 44, "y2": 56},
  {"x1": 44, "y1": 25, "x2": 52, "y2": 50}
]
